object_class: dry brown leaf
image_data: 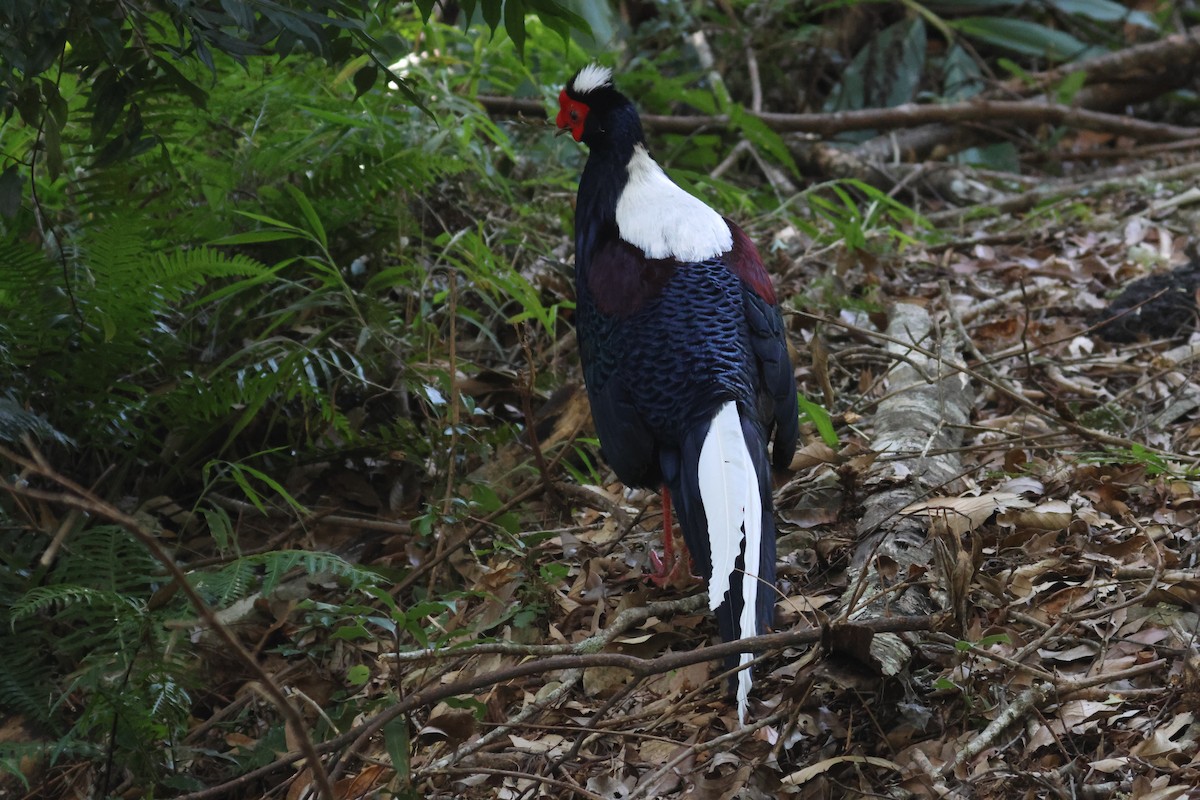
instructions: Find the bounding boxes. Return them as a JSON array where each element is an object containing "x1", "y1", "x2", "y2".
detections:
[
  {"x1": 417, "y1": 708, "x2": 476, "y2": 746},
  {"x1": 781, "y1": 755, "x2": 902, "y2": 785},
  {"x1": 577, "y1": 515, "x2": 626, "y2": 545},
  {"x1": 1026, "y1": 720, "x2": 1061, "y2": 753},
  {"x1": 997, "y1": 499, "x2": 1073, "y2": 530},
  {"x1": 583, "y1": 665, "x2": 634, "y2": 697},
  {"x1": 1130, "y1": 712, "x2": 1196, "y2": 762},
  {"x1": 509, "y1": 733, "x2": 566, "y2": 755},
  {"x1": 285, "y1": 769, "x2": 314, "y2": 800},
  {"x1": 902, "y1": 492, "x2": 1033, "y2": 536},
  {"x1": 1056, "y1": 699, "x2": 1111, "y2": 733},
  {"x1": 335, "y1": 763, "x2": 386, "y2": 800},
  {"x1": 1038, "y1": 643, "x2": 1099, "y2": 662},
  {"x1": 790, "y1": 440, "x2": 840, "y2": 470},
  {"x1": 686, "y1": 762, "x2": 754, "y2": 800},
  {"x1": 1089, "y1": 756, "x2": 1130, "y2": 773}
]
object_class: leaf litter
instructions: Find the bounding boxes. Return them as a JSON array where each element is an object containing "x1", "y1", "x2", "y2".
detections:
[{"x1": 175, "y1": 142, "x2": 1200, "y2": 800}]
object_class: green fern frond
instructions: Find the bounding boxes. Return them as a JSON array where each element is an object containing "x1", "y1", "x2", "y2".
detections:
[
  {"x1": 193, "y1": 549, "x2": 382, "y2": 608},
  {"x1": 49, "y1": 525, "x2": 160, "y2": 596},
  {"x1": 0, "y1": 630, "x2": 57, "y2": 724},
  {"x1": 8, "y1": 585, "x2": 136, "y2": 622},
  {"x1": 193, "y1": 559, "x2": 255, "y2": 607},
  {"x1": 0, "y1": 237, "x2": 51, "y2": 297},
  {"x1": 151, "y1": 247, "x2": 269, "y2": 303}
]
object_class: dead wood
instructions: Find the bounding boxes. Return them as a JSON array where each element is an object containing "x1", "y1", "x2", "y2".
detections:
[
  {"x1": 478, "y1": 26, "x2": 1200, "y2": 189},
  {"x1": 844, "y1": 77, "x2": 1197, "y2": 177},
  {"x1": 840, "y1": 303, "x2": 974, "y2": 675}
]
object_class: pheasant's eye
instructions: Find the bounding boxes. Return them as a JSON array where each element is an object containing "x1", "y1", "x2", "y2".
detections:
[{"x1": 570, "y1": 109, "x2": 580, "y2": 122}]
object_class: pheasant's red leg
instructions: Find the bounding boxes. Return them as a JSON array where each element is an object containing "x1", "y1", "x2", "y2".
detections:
[
  {"x1": 649, "y1": 485, "x2": 679, "y2": 586},
  {"x1": 660, "y1": 485, "x2": 675, "y2": 566},
  {"x1": 648, "y1": 485, "x2": 700, "y2": 587}
]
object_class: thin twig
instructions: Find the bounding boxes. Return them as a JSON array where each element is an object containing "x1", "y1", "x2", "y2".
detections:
[
  {"x1": 519, "y1": 322, "x2": 558, "y2": 500},
  {"x1": 430, "y1": 267, "x2": 461, "y2": 596}
]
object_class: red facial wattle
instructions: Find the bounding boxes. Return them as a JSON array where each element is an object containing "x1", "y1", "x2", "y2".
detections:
[{"x1": 556, "y1": 90, "x2": 588, "y2": 141}]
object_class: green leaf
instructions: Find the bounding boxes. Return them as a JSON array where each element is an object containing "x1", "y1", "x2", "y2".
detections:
[
  {"x1": 730, "y1": 107, "x2": 797, "y2": 175},
  {"x1": 443, "y1": 696, "x2": 488, "y2": 718},
  {"x1": 1045, "y1": 0, "x2": 1157, "y2": 29},
  {"x1": 461, "y1": 0, "x2": 479, "y2": 28},
  {"x1": 384, "y1": 716, "x2": 412, "y2": 786},
  {"x1": 798, "y1": 395, "x2": 837, "y2": 447},
  {"x1": 219, "y1": 0, "x2": 256, "y2": 29},
  {"x1": 949, "y1": 17, "x2": 1092, "y2": 61},
  {"x1": 470, "y1": 483, "x2": 504, "y2": 513},
  {"x1": 231, "y1": 209, "x2": 306, "y2": 231},
  {"x1": 996, "y1": 57, "x2": 1033, "y2": 85},
  {"x1": 346, "y1": 664, "x2": 371, "y2": 685},
  {"x1": 540, "y1": 562, "x2": 569, "y2": 582},
  {"x1": 526, "y1": 0, "x2": 591, "y2": 42},
  {"x1": 826, "y1": 17, "x2": 926, "y2": 112},
  {"x1": 210, "y1": 229, "x2": 305, "y2": 245},
  {"x1": 223, "y1": 461, "x2": 308, "y2": 514},
  {"x1": 0, "y1": 165, "x2": 21, "y2": 219},
  {"x1": 1055, "y1": 69, "x2": 1087, "y2": 104},
  {"x1": 504, "y1": 0, "x2": 526, "y2": 58},
  {"x1": 941, "y1": 44, "x2": 984, "y2": 101},
  {"x1": 352, "y1": 63, "x2": 377, "y2": 99},
  {"x1": 332, "y1": 622, "x2": 373, "y2": 641},
  {"x1": 482, "y1": 0, "x2": 503, "y2": 33},
  {"x1": 202, "y1": 507, "x2": 234, "y2": 552},
  {"x1": 284, "y1": 184, "x2": 327, "y2": 249},
  {"x1": 414, "y1": 0, "x2": 437, "y2": 22}
]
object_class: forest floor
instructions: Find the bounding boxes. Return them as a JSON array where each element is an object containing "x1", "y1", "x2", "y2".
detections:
[
  {"x1": 8, "y1": 12, "x2": 1200, "y2": 800},
  {"x1": 238, "y1": 150, "x2": 1200, "y2": 799}
]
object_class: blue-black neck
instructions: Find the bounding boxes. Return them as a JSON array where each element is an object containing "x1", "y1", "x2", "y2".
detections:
[{"x1": 575, "y1": 104, "x2": 645, "y2": 271}]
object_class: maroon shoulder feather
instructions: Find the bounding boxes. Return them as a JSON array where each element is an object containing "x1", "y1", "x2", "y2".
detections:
[
  {"x1": 587, "y1": 236, "x2": 677, "y2": 316},
  {"x1": 724, "y1": 220, "x2": 776, "y2": 306}
]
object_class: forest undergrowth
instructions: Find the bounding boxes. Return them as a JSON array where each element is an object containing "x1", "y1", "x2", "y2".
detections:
[{"x1": 2, "y1": 2, "x2": 1200, "y2": 799}]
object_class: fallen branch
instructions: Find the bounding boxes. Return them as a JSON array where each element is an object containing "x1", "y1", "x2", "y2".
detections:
[
  {"x1": 628, "y1": 711, "x2": 786, "y2": 800},
  {"x1": 175, "y1": 614, "x2": 940, "y2": 799},
  {"x1": 478, "y1": 26, "x2": 1200, "y2": 186},
  {"x1": 949, "y1": 681, "x2": 1052, "y2": 773},
  {"x1": 384, "y1": 593, "x2": 709, "y2": 662},
  {"x1": 476, "y1": 94, "x2": 1200, "y2": 141},
  {"x1": 836, "y1": 303, "x2": 973, "y2": 676},
  {"x1": 422, "y1": 669, "x2": 583, "y2": 774},
  {"x1": 429, "y1": 767, "x2": 606, "y2": 800},
  {"x1": 947, "y1": 658, "x2": 1169, "y2": 775}
]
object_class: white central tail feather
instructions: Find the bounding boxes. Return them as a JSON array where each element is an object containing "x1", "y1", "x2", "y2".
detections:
[{"x1": 696, "y1": 401, "x2": 763, "y2": 724}]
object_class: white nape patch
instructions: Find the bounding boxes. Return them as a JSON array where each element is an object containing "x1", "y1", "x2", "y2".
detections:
[
  {"x1": 571, "y1": 64, "x2": 613, "y2": 94},
  {"x1": 616, "y1": 145, "x2": 732, "y2": 261},
  {"x1": 696, "y1": 401, "x2": 763, "y2": 725}
]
